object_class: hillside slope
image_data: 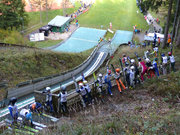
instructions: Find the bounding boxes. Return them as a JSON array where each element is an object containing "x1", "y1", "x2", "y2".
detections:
[
  {"x1": 77, "y1": 0, "x2": 148, "y2": 30},
  {"x1": 41, "y1": 45, "x2": 180, "y2": 135},
  {"x1": 0, "y1": 47, "x2": 92, "y2": 89}
]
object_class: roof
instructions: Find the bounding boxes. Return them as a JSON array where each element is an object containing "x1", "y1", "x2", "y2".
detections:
[
  {"x1": 48, "y1": 16, "x2": 71, "y2": 27},
  {"x1": 39, "y1": 25, "x2": 52, "y2": 31}
]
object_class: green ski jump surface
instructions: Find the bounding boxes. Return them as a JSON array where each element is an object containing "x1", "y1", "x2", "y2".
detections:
[{"x1": 53, "y1": 27, "x2": 107, "y2": 53}]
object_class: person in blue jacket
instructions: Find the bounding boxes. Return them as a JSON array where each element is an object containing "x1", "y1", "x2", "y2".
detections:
[
  {"x1": 29, "y1": 102, "x2": 43, "y2": 114},
  {"x1": 104, "y1": 69, "x2": 113, "y2": 96},
  {"x1": 20, "y1": 109, "x2": 33, "y2": 127},
  {"x1": 8, "y1": 97, "x2": 18, "y2": 123},
  {"x1": 153, "y1": 58, "x2": 159, "y2": 77}
]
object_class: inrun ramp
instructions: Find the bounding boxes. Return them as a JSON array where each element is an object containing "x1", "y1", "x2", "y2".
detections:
[
  {"x1": 110, "y1": 30, "x2": 133, "y2": 54},
  {"x1": 53, "y1": 27, "x2": 107, "y2": 53}
]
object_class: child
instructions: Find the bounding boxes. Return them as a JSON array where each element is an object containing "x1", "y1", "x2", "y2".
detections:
[
  {"x1": 124, "y1": 62, "x2": 130, "y2": 87},
  {"x1": 45, "y1": 87, "x2": 54, "y2": 113},
  {"x1": 153, "y1": 58, "x2": 159, "y2": 77},
  {"x1": 76, "y1": 83, "x2": 88, "y2": 106},
  {"x1": 138, "y1": 58, "x2": 147, "y2": 81},
  {"x1": 104, "y1": 70, "x2": 113, "y2": 96},
  {"x1": 83, "y1": 80, "x2": 92, "y2": 104},
  {"x1": 115, "y1": 68, "x2": 126, "y2": 92},
  {"x1": 59, "y1": 85, "x2": 68, "y2": 113},
  {"x1": 29, "y1": 102, "x2": 43, "y2": 114},
  {"x1": 130, "y1": 66, "x2": 135, "y2": 88},
  {"x1": 161, "y1": 53, "x2": 168, "y2": 75},
  {"x1": 168, "y1": 52, "x2": 175, "y2": 72},
  {"x1": 20, "y1": 109, "x2": 33, "y2": 127},
  {"x1": 8, "y1": 97, "x2": 18, "y2": 123}
]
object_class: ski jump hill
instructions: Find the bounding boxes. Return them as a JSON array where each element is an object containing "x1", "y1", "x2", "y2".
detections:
[{"x1": 0, "y1": 27, "x2": 133, "y2": 118}]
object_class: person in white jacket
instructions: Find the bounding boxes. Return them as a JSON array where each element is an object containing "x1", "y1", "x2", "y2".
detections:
[
  {"x1": 59, "y1": 85, "x2": 68, "y2": 113},
  {"x1": 130, "y1": 66, "x2": 135, "y2": 88},
  {"x1": 168, "y1": 52, "x2": 175, "y2": 72}
]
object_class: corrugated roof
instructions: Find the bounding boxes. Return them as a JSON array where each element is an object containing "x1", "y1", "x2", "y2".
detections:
[{"x1": 48, "y1": 15, "x2": 71, "y2": 27}]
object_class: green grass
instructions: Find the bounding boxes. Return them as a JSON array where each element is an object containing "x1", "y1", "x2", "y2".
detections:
[
  {"x1": 34, "y1": 40, "x2": 62, "y2": 48},
  {"x1": 42, "y1": 110, "x2": 180, "y2": 135},
  {"x1": 26, "y1": 2, "x2": 81, "y2": 29},
  {"x1": 0, "y1": 47, "x2": 93, "y2": 91},
  {"x1": 40, "y1": 45, "x2": 180, "y2": 135},
  {"x1": 104, "y1": 31, "x2": 114, "y2": 40},
  {"x1": 76, "y1": 0, "x2": 148, "y2": 31}
]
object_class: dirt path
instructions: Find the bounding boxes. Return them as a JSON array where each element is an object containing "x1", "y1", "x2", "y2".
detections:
[{"x1": 135, "y1": 12, "x2": 163, "y2": 43}]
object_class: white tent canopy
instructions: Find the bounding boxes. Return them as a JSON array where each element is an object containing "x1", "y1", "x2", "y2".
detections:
[{"x1": 48, "y1": 15, "x2": 71, "y2": 27}]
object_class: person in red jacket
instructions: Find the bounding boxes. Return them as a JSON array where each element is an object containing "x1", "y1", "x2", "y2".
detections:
[{"x1": 138, "y1": 58, "x2": 147, "y2": 81}]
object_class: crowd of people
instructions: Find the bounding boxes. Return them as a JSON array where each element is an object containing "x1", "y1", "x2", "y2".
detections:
[
  {"x1": 43, "y1": 40, "x2": 176, "y2": 111},
  {"x1": 8, "y1": 32, "x2": 176, "y2": 127}
]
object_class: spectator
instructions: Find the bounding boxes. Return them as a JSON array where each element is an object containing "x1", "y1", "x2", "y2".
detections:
[
  {"x1": 156, "y1": 18, "x2": 159, "y2": 23},
  {"x1": 158, "y1": 37, "x2": 160, "y2": 46},
  {"x1": 109, "y1": 22, "x2": 112, "y2": 29},
  {"x1": 108, "y1": 38, "x2": 111, "y2": 43},
  {"x1": 167, "y1": 37, "x2": 171, "y2": 47}
]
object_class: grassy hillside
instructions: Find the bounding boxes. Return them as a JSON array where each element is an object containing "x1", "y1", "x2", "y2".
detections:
[
  {"x1": 41, "y1": 45, "x2": 180, "y2": 135},
  {"x1": 34, "y1": 40, "x2": 62, "y2": 48},
  {"x1": 0, "y1": 47, "x2": 93, "y2": 90},
  {"x1": 25, "y1": 2, "x2": 81, "y2": 32},
  {"x1": 77, "y1": 0, "x2": 148, "y2": 31}
]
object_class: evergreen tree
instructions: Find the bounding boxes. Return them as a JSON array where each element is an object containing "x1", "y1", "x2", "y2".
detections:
[{"x1": 0, "y1": 0, "x2": 28, "y2": 30}]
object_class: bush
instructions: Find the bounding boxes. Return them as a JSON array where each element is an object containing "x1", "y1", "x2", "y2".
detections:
[{"x1": 0, "y1": 29, "x2": 30, "y2": 45}]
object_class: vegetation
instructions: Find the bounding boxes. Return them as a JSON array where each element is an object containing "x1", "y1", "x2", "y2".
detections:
[
  {"x1": 0, "y1": 0, "x2": 28, "y2": 30},
  {"x1": 0, "y1": 29, "x2": 31, "y2": 45},
  {"x1": 139, "y1": 0, "x2": 180, "y2": 47},
  {"x1": 42, "y1": 44, "x2": 180, "y2": 135},
  {"x1": 34, "y1": 40, "x2": 62, "y2": 48},
  {"x1": 26, "y1": 2, "x2": 81, "y2": 30},
  {"x1": 149, "y1": 8, "x2": 167, "y2": 28},
  {"x1": 42, "y1": 109, "x2": 180, "y2": 135},
  {"x1": 76, "y1": 0, "x2": 148, "y2": 31},
  {"x1": 0, "y1": 47, "x2": 93, "y2": 89}
]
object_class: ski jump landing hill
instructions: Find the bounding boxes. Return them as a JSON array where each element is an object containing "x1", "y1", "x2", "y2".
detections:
[{"x1": 0, "y1": 27, "x2": 133, "y2": 119}]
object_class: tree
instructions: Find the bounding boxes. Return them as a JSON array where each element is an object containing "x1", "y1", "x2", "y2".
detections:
[
  {"x1": 62, "y1": 0, "x2": 70, "y2": 16},
  {"x1": 29, "y1": 0, "x2": 42, "y2": 23},
  {"x1": 139, "y1": 0, "x2": 164, "y2": 13},
  {"x1": 172, "y1": 0, "x2": 180, "y2": 43},
  {"x1": 29, "y1": 0, "x2": 54, "y2": 23},
  {"x1": 0, "y1": 0, "x2": 28, "y2": 30},
  {"x1": 162, "y1": 0, "x2": 173, "y2": 48},
  {"x1": 175, "y1": 17, "x2": 180, "y2": 47}
]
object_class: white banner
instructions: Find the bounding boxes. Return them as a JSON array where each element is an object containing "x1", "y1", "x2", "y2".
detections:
[{"x1": 29, "y1": 33, "x2": 45, "y2": 42}]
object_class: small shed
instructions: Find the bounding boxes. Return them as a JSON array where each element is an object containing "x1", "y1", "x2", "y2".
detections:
[{"x1": 48, "y1": 15, "x2": 71, "y2": 33}]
